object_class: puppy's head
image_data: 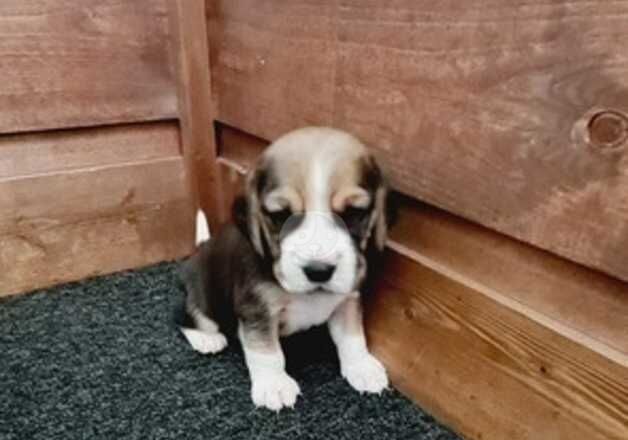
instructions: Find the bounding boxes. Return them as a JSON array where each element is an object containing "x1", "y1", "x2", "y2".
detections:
[{"x1": 235, "y1": 127, "x2": 389, "y2": 295}]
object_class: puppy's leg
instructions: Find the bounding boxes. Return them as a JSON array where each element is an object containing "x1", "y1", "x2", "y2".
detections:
[
  {"x1": 239, "y1": 315, "x2": 300, "y2": 411},
  {"x1": 178, "y1": 251, "x2": 227, "y2": 355},
  {"x1": 180, "y1": 305, "x2": 228, "y2": 355},
  {"x1": 328, "y1": 296, "x2": 389, "y2": 394}
]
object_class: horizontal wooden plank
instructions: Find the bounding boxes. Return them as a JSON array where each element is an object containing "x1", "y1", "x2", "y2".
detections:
[
  {"x1": 389, "y1": 195, "x2": 628, "y2": 360},
  {"x1": 365, "y1": 250, "x2": 628, "y2": 440},
  {"x1": 207, "y1": 1, "x2": 337, "y2": 136},
  {"x1": 0, "y1": 0, "x2": 177, "y2": 134},
  {"x1": 0, "y1": 121, "x2": 180, "y2": 178},
  {"x1": 0, "y1": 157, "x2": 194, "y2": 297},
  {"x1": 207, "y1": 0, "x2": 628, "y2": 282}
]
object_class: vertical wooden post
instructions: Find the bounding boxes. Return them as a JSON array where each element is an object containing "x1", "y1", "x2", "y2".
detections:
[{"x1": 168, "y1": 0, "x2": 222, "y2": 234}]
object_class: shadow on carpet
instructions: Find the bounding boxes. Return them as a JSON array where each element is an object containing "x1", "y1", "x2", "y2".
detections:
[{"x1": 0, "y1": 262, "x2": 461, "y2": 440}]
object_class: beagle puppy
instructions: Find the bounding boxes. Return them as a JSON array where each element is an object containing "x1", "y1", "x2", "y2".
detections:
[{"x1": 179, "y1": 127, "x2": 390, "y2": 411}]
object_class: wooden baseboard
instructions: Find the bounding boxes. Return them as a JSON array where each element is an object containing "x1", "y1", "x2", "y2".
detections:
[{"x1": 365, "y1": 197, "x2": 628, "y2": 440}]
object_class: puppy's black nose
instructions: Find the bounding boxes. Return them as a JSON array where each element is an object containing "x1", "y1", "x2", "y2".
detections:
[{"x1": 303, "y1": 262, "x2": 336, "y2": 283}]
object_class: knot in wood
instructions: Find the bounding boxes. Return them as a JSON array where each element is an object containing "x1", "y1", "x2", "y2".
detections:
[{"x1": 587, "y1": 110, "x2": 628, "y2": 151}]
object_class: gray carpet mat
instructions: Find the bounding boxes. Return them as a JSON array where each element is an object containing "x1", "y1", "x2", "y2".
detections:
[{"x1": 0, "y1": 262, "x2": 461, "y2": 440}]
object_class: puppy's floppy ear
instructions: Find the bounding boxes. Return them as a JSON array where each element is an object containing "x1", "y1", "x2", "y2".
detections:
[
  {"x1": 232, "y1": 195, "x2": 248, "y2": 235},
  {"x1": 242, "y1": 160, "x2": 268, "y2": 256},
  {"x1": 362, "y1": 154, "x2": 389, "y2": 251}
]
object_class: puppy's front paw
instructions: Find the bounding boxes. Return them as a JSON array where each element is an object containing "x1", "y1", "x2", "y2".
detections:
[
  {"x1": 342, "y1": 353, "x2": 389, "y2": 394},
  {"x1": 251, "y1": 372, "x2": 301, "y2": 412},
  {"x1": 181, "y1": 328, "x2": 228, "y2": 354}
]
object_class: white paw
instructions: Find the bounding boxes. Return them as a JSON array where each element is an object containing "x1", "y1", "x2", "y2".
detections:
[
  {"x1": 181, "y1": 328, "x2": 228, "y2": 354},
  {"x1": 251, "y1": 371, "x2": 301, "y2": 411},
  {"x1": 342, "y1": 353, "x2": 389, "y2": 394}
]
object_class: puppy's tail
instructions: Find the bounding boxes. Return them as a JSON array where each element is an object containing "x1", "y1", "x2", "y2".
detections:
[{"x1": 195, "y1": 209, "x2": 210, "y2": 246}]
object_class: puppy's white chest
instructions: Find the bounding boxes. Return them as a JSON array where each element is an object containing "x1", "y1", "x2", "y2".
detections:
[{"x1": 279, "y1": 293, "x2": 347, "y2": 336}]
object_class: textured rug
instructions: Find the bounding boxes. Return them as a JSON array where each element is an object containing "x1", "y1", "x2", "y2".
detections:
[{"x1": 0, "y1": 262, "x2": 460, "y2": 440}]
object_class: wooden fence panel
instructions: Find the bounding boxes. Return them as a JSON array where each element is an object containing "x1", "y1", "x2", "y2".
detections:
[
  {"x1": 0, "y1": 123, "x2": 193, "y2": 296},
  {"x1": 207, "y1": 0, "x2": 628, "y2": 281},
  {"x1": 0, "y1": 0, "x2": 177, "y2": 133}
]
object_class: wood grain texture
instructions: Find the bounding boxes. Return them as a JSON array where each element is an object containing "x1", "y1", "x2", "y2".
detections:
[
  {"x1": 0, "y1": 0, "x2": 177, "y2": 134},
  {"x1": 389, "y1": 196, "x2": 628, "y2": 362},
  {"x1": 169, "y1": 0, "x2": 221, "y2": 232},
  {"x1": 0, "y1": 124, "x2": 194, "y2": 296},
  {"x1": 0, "y1": 122, "x2": 180, "y2": 178},
  {"x1": 207, "y1": 0, "x2": 628, "y2": 282},
  {"x1": 207, "y1": 0, "x2": 337, "y2": 136},
  {"x1": 366, "y1": 251, "x2": 628, "y2": 440}
]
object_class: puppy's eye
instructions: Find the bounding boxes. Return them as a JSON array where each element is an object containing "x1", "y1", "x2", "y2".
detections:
[
  {"x1": 266, "y1": 207, "x2": 292, "y2": 226},
  {"x1": 338, "y1": 205, "x2": 370, "y2": 225}
]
